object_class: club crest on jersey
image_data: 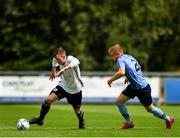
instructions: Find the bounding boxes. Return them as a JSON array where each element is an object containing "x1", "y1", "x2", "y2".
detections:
[{"x1": 53, "y1": 88, "x2": 58, "y2": 92}]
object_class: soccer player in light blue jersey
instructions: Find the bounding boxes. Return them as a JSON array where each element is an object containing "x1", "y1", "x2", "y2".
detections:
[{"x1": 107, "y1": 44, "x2": 174, "y2": 129}]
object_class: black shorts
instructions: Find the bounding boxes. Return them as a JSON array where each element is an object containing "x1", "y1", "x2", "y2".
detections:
[
  {"x1": 122, "y1": 84, "x2": 152, "y2": 106},
  {"x1": 50, "y1": 85, "x2": 82, "y2": 108}
]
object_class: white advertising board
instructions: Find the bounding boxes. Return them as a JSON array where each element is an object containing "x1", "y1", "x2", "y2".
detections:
[
  {"x1": 0, "y1": 76, "x2": 160, "y2": 103},
  {"x1": 0, "y1": 76, "x2": 58, "y2": 97},
  {"x1": 82, "y1": 77, "x2": 160, "y2": 98}
]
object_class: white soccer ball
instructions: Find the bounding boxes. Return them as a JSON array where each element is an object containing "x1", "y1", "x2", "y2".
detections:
[{"x1": 16, "y1": 118, "x2": 30, "y2": 130}]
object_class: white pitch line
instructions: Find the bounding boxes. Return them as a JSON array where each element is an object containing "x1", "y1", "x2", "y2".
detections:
[
  {"x1": 0, "y1": 126, "x2": 167, "y2": 130},
  {"x1": 0, "y1": 137, "x2": 180, "y2": 138}
]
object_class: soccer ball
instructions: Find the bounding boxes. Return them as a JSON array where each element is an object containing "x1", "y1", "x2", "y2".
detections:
[{"x1": 16, "y1": 118, "x2": 30, "y2": 130}]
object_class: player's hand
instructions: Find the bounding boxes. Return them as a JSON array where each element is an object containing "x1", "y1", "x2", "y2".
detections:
[
  {"x1": 49, "y1": 76, "x2": 54, "y2": 81},
  {"x1": 107, "y1": 79, "x2": 112, "y2": 87},
  {"x1": 49, "y1": 71, "x2": 56, "y2": 81},
  {"x1": 124, "y1": 77, "x2": 129, "y2": 84},
  {"x1": 49, "y1": 73, "x2": 56, "y2": 81}
]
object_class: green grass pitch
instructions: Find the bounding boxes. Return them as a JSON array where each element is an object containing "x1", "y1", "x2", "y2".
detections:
[{"x1": 0, "y1": 104, "x2": 179, "y2": 137}]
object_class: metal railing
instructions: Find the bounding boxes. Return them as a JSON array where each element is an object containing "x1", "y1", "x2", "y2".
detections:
[{"x1": 0, "y1": 71, "x2": 180, "y2": 77}]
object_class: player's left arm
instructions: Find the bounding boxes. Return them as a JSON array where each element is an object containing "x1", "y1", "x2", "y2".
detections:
[
  {"x1": 55, "y1": 65, "x2": 71, "y2": 77},
  {"x1": 107, "y1": 67, "x2": 125, "y2": 87},
  {"x1": 56, "y1": 56, "x2": 80, "y2": 77}
]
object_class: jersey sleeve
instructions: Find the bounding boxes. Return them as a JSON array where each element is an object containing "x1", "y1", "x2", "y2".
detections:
[
  {"x1": 52, "y1": 57, "x2": 59, "y2": 67},
  {"x1": 117, "y1": 58, "x2": 125, "y2": 68},
  {"x1": 68, "y1": 56, "x2": 80, "y2": 68}
]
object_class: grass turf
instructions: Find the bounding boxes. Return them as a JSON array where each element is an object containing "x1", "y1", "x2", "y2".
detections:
[{"x1": 0, "y1": 104, "x2": 179, "y2": 137}]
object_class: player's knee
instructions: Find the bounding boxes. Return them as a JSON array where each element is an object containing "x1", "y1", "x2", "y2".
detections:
[
  {"x1": 44, "y1": 98, "x2": 53, "y2": 105},
  {"x1": 45, "y1": 94, "x2": 57, "y2": 104},
  {"x1": 146, "y1": 108, "x2": 153, "y2": 113},
  {"x1": 43, "y1": 100, "x2": 50, "y2": 106},
  {"x1": 116, "y1": 99, "x2": 123, "y2": 104},
  {"x1": 145, "y1": 104, "x2": 154, "y2": 113},
  {"x1": 145, "y1": 106, "x2": 153, "y2": 113}
]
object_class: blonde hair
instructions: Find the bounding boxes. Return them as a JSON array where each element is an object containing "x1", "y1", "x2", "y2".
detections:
[{"x1": 108, "y1": 44, "x2": 124, "y2": 54}]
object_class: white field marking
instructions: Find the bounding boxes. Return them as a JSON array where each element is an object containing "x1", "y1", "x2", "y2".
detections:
[
  {"x1": 1, "y1": 137, "x2": 180, "y2": 138},
  {"x1": 50, "y1": 107, "x2": 127, "y2": 116},
  {"x1": 0, "y1": 126, "x2": 173, "y2": 130}
]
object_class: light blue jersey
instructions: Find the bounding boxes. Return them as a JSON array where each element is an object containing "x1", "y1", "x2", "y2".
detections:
[{"x1": 117, "y1": 54, "x2": 148, "y2": 89}]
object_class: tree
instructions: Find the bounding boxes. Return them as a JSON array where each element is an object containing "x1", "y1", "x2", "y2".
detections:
[{"x1": 0, "y1": 0, "x2": 179, "y2": 71}]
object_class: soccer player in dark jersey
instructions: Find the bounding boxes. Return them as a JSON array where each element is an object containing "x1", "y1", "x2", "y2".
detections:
[
  {"x1": 29, "y1": 47, "x2": 85, "y2": 129},
  {"x1": 107, "y1": 44, "x2": 174, "y2": 129}
]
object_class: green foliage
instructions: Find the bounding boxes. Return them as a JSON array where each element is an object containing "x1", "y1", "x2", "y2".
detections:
[{"x1": 0, "y1": 0, "x2": 179, "y2": 71}]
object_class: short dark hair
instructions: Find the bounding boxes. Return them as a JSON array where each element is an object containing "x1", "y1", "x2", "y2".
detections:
[{"x1": 52, "y1": 47, "x2": 66, "y2": 57}]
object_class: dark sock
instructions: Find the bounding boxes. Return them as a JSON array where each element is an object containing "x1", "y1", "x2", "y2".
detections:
[
  {"x1": 38, "y1": 101, "x2": 50, "y2": 121},
  {"x1": 77, "y1": 111, "x2": 84, "y2": 120}
]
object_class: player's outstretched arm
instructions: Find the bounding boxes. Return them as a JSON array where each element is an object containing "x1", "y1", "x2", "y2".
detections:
[
  {"x1": 49, "y1": 67, "x2": 57, "y2": 81},
  {"x1": 55, "y1": 65, "x2": 71, "y2": 77},
  {"x1": 107, "y1": 68, "x2": 125, "y2": 87}
]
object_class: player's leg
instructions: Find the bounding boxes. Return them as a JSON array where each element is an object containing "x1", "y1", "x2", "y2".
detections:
[
  {"x1": 29, "y1": 86, "x2": 60, "y2": 126},
  {"x1": 116, "y1": 85, "x2": 136, "y2": 129},
  {"x1": 145, "y1": 104, "x2": 174, "y2": 129},
  {"x1": 73, "y1": 106, "x2": 85, "y2": 129},
  {"x1": 40, "y1": 93, "x2": 58, "y2": 119},
  {"x1": 29, "y1": 93, "x2": 58, "y2": 125},
  {"x1": 138, "y1": 84, "x2": 174, "y2": 129},
  {"x1": 116, "y1": 93, "x2": 131, "y2": 123},
  {"x1": 67, "y1": 91, "x2": 85, "y2": 129}
]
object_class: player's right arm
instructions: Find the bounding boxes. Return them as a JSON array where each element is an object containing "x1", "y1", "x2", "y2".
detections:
[
  {"x1": 49, "y1": 57, "x2": 59, "y2": 81},
  {"x1": 49, "y1": 66, "x2": 57, "y2": 81},
  {"x1": 107, "y1": 67, "x2": 125, "y2": 87},
  {"x1": 107, "y1": 57, "x2": 126, "y2": 87}
]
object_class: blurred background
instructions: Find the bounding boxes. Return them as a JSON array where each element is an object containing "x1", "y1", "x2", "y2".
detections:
[{"x1": 0, "y1": 0, "x2": 180, "y2": 104}]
